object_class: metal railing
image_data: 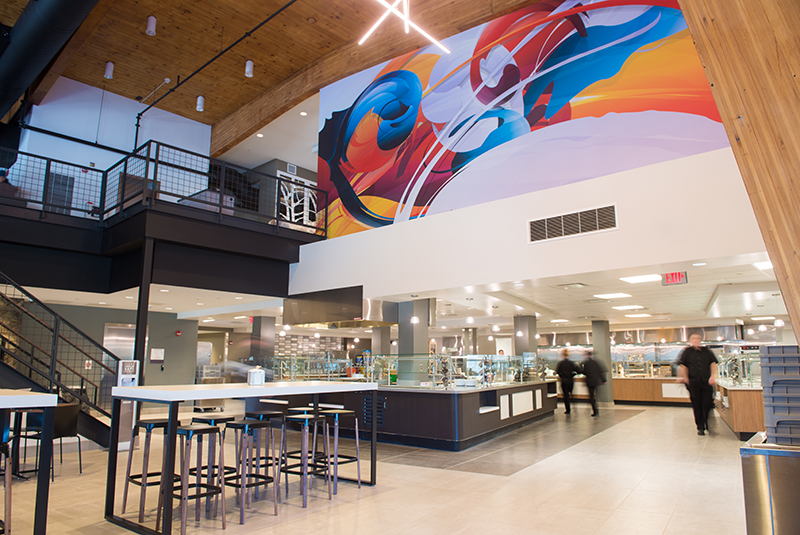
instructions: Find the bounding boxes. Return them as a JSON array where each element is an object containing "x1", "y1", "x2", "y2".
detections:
[
  {"x1": 0, "y1": 141, "x2": 328, "y2": 237},
  {"x1": 0, "y1": 270, "x2": 121, "y2": 418}
]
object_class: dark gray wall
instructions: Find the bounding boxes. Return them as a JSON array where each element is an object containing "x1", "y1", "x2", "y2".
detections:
[
  {"x1": 48, "y1": 304, "x2": 198, "y2": 386},
  {"x1": 228, "y1": 333, "x2": 252, "y2": 363},
  {"x1": 252, "y1": 158, "x2": 317, "y2": 183}
]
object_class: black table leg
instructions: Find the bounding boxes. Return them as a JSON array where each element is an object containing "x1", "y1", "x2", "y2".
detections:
[
  {"x1": 33, "y1": 405, "x2": 54, "y2": 535},
  {"x1": 161, "y1": 401, "x2": 180, "y2": 535},
  {"x1": 105, "y1": 397, "x2": 122, "y2": 520}
]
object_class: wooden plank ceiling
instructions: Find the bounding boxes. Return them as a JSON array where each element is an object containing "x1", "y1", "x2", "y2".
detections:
[
  {"x1": 0, "y1": 1, "x2": 28, "y2": 27},
  {"x1": 679, "y1": 0, "x2": 800, "y2": 341},
  {"x1": 25, "y1": 0, "x2": 539, "y2": 155}
]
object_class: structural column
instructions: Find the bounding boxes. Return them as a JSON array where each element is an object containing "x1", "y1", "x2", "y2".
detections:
[
  {"x1": 512, "y1": 315, "x2": 537, "y2": 356},
  {"x1": 133, "y1": 237, "x2": 154, "y2": 386},
  {"x1": 251, "y1": 316, "x2": 275, "y2": 364},
  {"x1": 397, "y1": 300, "x2": 429, "y2": 384},
  {"x1": 462, "y1": 328, "x2": 478, "y2": 355},
  {"x1": 371, "y1": 326, "x2": 391, "y2": 355},
  {"x1": 592, "y1": 320, "x2": 614, "y2": 404}
]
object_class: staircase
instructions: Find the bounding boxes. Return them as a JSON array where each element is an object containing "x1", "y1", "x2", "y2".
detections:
[{"x1": 0, "y1": 270, "x2": 120, "y2": 447}]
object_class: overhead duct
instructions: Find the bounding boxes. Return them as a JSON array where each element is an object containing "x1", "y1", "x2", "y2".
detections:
[
  {"x1": 283, "y1": 286, "x2": 398, "y2": 328},
  {"x1": 0, "y1": 0, "x2": 100, "y2": 118}
]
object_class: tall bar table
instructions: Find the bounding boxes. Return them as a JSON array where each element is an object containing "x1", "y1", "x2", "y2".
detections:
[
  {"x1": 0, "y1": 390, "x2": 57, "y2": 535},
  {"x1": 105, "y1": 381, "x2": 378, "y2": 535}
]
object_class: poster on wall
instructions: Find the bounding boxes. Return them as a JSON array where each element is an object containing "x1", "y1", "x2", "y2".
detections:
[{"x1": 317, "y1": 0, "x2": 729, "y2": 238}]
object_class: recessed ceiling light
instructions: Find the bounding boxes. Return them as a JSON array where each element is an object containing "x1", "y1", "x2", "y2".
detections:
[
  {"x1": 612, "y1": 305, "x2": 644, "y2": 311},
  {"x1": 410, "y1": 294, "x2": 418, "y2": 298},
  {"x1": 752, "y1": 316, "x2": 775, "y2": 321},
  {"x1": 593, "y1": 293, "x2": 631, "y2": 299},
  {"x1": 196, "y1": 302, "x2": 204, "y2": 306},
  {"x1": 202, "y1": 318, "x2": 215, "y2": 323},
  {"x1": 234, "y1": 316, "x2": 247, "y2": 319},
  {"x1": 125, "y1": 296, "x2": 135, "y2": 299},
  {"x1": 160, "y1": 289, "x2": 169, "y2": 293},
  {"x1": 165, "y1": 307, "x2": 173, "y2": 310},
  {"x1": 514, "y1": 282, "x2": 524, "y2": 287},
  {"x1": 365, "y1": 330, "x2": 372, "y2": 333},
  {"x1": 235, "y1": 297, "x2": 243, "y2": 300},
  {"x1": 620, "y1": 274, "x2": 661, "y2": 284},
  {"x1": 692, "y1": 262, "x2": 707, "y2": 267},
  {"x1": 466, "y1": 317, "x2": 474, "y2": 324},
  {"x1": 300, "y1": 111, "x2": 308, "y2": 116},
  {"x1": 625, "y1": 313, "x2": 652, "y2": 318},
  {"x1": 551, "y1": 319, "x2": 569, "y2": 323},
  {"x1": 754, "y1": 261, "x2": 773, "y2": 270},
  {"x1": 98, "y1": 302, "x2": 106, "y2": 305}
]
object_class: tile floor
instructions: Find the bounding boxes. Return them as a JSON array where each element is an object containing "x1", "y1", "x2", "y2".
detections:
[{"x1": 6, "y1": 404, "x2": 747, "y2": 534}]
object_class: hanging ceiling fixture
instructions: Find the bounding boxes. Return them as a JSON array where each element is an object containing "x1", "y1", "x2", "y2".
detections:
[
  {"x1": 104, "y1": 62, "x2": 114, "y2": 79},
  {"x1": 146, "y1": 15, "x2": 157, "y2": 36},
  {"x1": 196, "y1": 96, "x2": 204, "y2": 112},
  {"x1": 245, "y1": 60, "x2": 254, "y2": 78},
  {"x1": 359, "y1": 0, "x2": 450, "y2": 53}
]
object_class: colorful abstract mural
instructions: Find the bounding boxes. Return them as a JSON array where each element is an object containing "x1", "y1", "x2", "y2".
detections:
[{"x1": 318, "y1": 0, "x2": 728, "y2": 238}]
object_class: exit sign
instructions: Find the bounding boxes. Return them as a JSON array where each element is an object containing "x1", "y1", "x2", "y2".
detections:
[{"x1": 662, "y1": 271, "x2": 688, "y2": 286}]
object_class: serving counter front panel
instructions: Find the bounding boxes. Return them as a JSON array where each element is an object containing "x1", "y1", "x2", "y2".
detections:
[
  {"x1": 716, "y1": 383, "x2": 765, "y2": 440},
  {"x1": 612, "y1": 377, "x2": 691, "y2": 404}
]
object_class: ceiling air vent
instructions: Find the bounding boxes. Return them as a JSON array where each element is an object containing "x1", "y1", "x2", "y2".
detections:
[{"x1": 529, "y1": 205, "x2": 616, "y2": 243}]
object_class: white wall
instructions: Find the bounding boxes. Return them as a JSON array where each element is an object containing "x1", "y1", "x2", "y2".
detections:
[
  {"x1": 289, "y1": 148, "x2": 766, "y2": 298},
  {"x1": 19, "y1": 77, "x2": 211, "y2": 169}
]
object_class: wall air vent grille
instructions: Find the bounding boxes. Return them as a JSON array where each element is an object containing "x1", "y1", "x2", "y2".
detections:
[
  {"x1": 287, "y1": 163, "x2": 298, "y2": 175},
  {"x1": 529, "y1": 205, "x2": 616, "y2": 243}
]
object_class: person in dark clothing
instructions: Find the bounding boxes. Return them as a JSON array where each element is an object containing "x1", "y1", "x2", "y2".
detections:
[
  {"x1": 677, "y1": 333, "x2": 719, "y2": 435},
  {"x1": 582, "y1": 350, "x2": 606, "y2": 416},
  {"x1": 556, "y1": 349, "x2": 578, "y2": 414},
  {"x1": 0, "y1": 170, "x2": 18, "y2": 199}
]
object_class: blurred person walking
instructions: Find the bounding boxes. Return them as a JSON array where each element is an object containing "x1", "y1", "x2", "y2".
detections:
[
  {"x1": 582, "y1": 350, "x2": 607, "y2": 416},
  {"x1": 677, "y1": 333, "x2": 718, "y2": 435},
  {"x1": 556, "y1": 349, "x2": 578, "y2": 414}
]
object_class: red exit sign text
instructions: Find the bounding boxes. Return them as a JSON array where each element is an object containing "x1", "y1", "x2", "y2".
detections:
[{"x1": 662, "y1": 271, "x2": 688, "y2": 286}]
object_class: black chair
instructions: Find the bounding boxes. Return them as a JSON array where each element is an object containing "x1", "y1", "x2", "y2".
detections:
[{"x1": 23, "y1": 403, "x2": 82, "y2": 482}]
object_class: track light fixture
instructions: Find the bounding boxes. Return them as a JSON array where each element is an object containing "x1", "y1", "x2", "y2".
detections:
[
  {"x1": 146, "y1": 16, "x2": 157, "y2": 36},
  {"x1": 245, "y1": 60, "x2": 254, "y2": 78},
  {"x1": 104, "y1": 62, "x2": 114, "y2": 80},
  {"x1": 196, "y1": 96, "x2": 205, "y2": 112}
]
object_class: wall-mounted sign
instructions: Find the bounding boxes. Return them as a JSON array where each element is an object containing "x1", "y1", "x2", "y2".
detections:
[
  {"x1": 662, "y1": 271, "x2": 688, "y2": 286},
  {"x1": 150, "y1": 348, "x2": 165, "y2": 362}
]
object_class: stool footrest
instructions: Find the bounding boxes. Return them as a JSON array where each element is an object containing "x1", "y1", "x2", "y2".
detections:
[
  {"x1": 223, "y1": 473, "x2": 275, "y2": 490},
  {"x1": 127, "y1": 472, "x2": 180, "y2": 487},
  {"x1": 171, "y1": 483, "x2": 223, "y2": 501},
  {"x1": 188, "y1": 465, "x2": 237, "y2": 477}
]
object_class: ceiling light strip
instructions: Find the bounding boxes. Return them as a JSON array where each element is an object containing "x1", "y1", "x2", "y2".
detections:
[
  {"x1": 363, "y1": 0, "x2": 450, "y2": 54},
  {"x1": 359, "y1": 0, "x2": 402, "y2": 45}
]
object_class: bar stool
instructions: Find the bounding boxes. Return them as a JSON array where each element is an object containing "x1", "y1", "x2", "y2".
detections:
[
  {"x1": 224, "y1": 420, "x2": 278, "y2": 524},
  {"x1": 283, "y1": 414, "x2": 331, "y2": 508},
  {"x1": 244, "y1": 410, "x2": 284, "y2": 500},
  {"x1": 171, "y1": 424, "x2": 226, "y2": 535},
  {"x1": 190, "y1": 415, "x2": 236, "y2": 512},
  {"x1": 1, "y1": 442, "x2": 10, "y2": 535},
  {"x1": 320, "y1": 409, "x2": 361, "y2": 494},
  {"x1": 122, "y1": 419, "x2": 174, "y2": 523}
]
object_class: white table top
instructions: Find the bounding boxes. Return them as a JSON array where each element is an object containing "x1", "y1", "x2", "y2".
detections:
[
  {"x1": 112, "y1": 381, "x2": 379, "y2": 402},
  {"x1": 0, "y1": 390, "x2": 58, "y2": 409}
]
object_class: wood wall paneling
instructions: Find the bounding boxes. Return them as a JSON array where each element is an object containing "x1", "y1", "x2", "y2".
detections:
[
  {"x1": 0, "y1": 0, "x2": 28, "y2": 27},
  {"x1": 679, "y1": 0, "x2": 800, "y2": 342}
]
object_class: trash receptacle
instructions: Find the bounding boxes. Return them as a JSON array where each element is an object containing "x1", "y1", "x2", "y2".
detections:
[{"x1": 741, "y1": 432, "x2": 800, "y2": 534}]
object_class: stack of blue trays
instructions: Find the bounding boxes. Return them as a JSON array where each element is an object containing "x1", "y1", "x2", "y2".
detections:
[{"x1": 761, "y1": 346, "x2": 800, "y2": 445}]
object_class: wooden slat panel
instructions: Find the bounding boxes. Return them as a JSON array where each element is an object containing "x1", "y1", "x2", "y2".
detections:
[
  {"x1": 0, "y1": 0, "x2": 27, "y2": 27},
  {"x1": 210, "y1": 0, "x2": 543, "y2": 157},
  {"x1": 679, "y1": 0, "x2": 800, "y2": 342},
  {"x1": 28, "y1": 0, "x2": 120, "y2": 106}
]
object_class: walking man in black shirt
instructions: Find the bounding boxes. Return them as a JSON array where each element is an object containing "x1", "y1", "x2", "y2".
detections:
[
  {"x1": 677, "y1": 333, "x2": 718, "y2": 435},
  {"x1": 556, "y1": 349, "x2": 578, "y2": 414},
  {"x1": 582, "y1": 350, "x2": 606, "y2": 416}
]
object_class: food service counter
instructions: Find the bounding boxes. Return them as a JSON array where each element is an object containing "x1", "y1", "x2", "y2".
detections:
[
  {"x1": 253, "y1": 380, "x2": 558, "y2": 451},
  {"x1": 612, "y1": 377, "x2": 692, "y2": 404},
  {"x1": 716, "y1": 382, "x2": 765, "y2": 440}
]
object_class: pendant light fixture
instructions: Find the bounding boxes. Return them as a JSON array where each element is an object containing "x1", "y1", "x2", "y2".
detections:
[
  {"x1": 104, "y1": 62, "x2": 114, "y2": 79},
  {"x1": 146, "y1": 16, "x2": 157, "y2": 36},
  {"x1": 196, "y1": 96, "x2": 204, "y2": 112},
  {"x1": 245, "y1": 60, "x2": 254, "y2": 78}
]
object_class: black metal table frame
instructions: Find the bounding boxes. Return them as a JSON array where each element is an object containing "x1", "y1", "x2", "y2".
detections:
[
  {"x1": 105, "y1": 389, "x2": 378, "y2": 535},
  {"x1": 4, "y1": 405, "x2": 55, "y2": 535}
]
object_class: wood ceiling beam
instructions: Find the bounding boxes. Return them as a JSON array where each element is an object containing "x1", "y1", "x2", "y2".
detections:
[
  {"x1": 28, "y1": 0, "x2": 119, "y2": 106},
  {"x1": 678, "y1": 0, "x2": 800, "y2": 339},
  {"x1": 210, "y1": 0, "x2": 542, "y2": 158}
]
